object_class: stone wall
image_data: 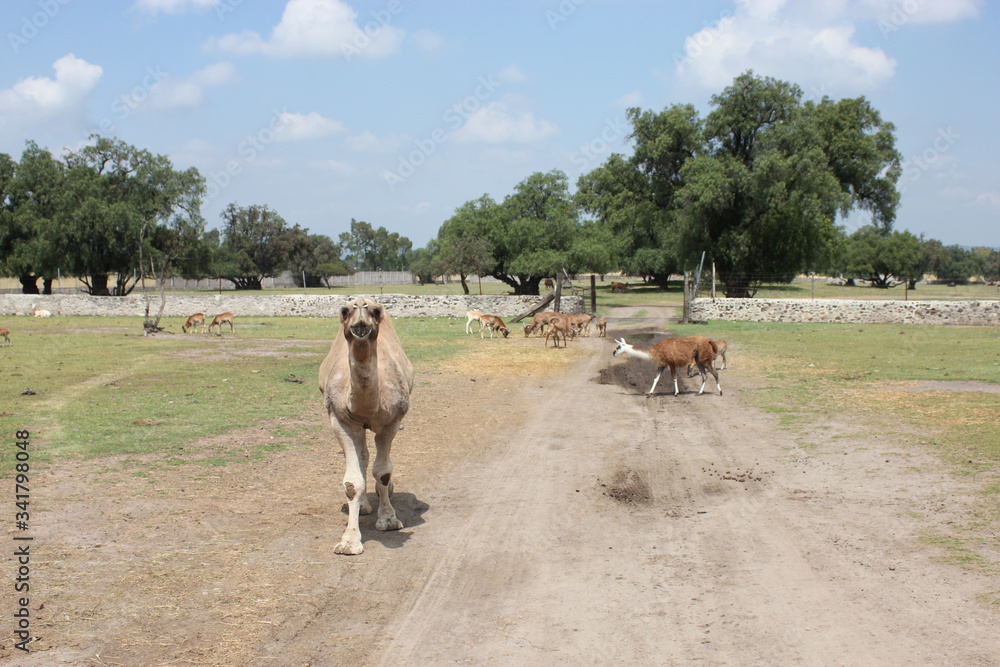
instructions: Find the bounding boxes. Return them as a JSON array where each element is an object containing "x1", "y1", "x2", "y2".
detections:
[
  {"x1": 692, "y1": 298, "x2": 1000, "y2": 326},
  {"x1": 0, "y1": 293, "x2": 584, "y2": 319}
]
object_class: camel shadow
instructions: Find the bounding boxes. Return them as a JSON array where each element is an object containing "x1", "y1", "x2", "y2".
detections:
[{"x1": 339, "y1": 491, "x2": 429, "y2": 550}]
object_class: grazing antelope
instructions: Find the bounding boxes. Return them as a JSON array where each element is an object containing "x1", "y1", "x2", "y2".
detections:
[
  {"x1": 594, "y1": 316, "x2": 607, "y2": 337},
  {"x1": 610, "y1": 281, "x2": 628, "y2": 293},
  {"x1": 0, "y1": 328, "x2": 10, "y2": 346},
  {"x1": 182, "y1": 313, "x2": 205, "y2": 333},
  {"x1": 205, "y1": 312, "x2": 235, "y2": 334},
  {"x1": 688, "y1": 339, "x2": 728, "y2": 375},
  {"x1": 523, "y1": 311, "x2": 560, "y2": 336},
  {"x1": 613, "y1": 336, "x2": 721, "y2": 396},
  {"x1": 479, "y1": 314, "x2": 510, "y2": 339},
  {"x1": 544, "y1": 317, "x2": 572, "y2": 348},
  {"x1": 465, "y1": 310, "x2": 484, "y2": 334}
]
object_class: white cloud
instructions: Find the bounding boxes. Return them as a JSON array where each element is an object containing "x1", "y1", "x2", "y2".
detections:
[
  {"x1": 615, "y1": 90, "x2": 645, "y2": 108},
  {"x1": 0, "y1": 54, "x2": 102, "y2": 131},
  {"x1": 150, "y1": 62, "x2": 238, "y2": 109},
  {"x1": 209, "y1": 0, "x2": 405, "y2": 60},
  {"x1": 345, "y1": 130, "x2": 405, "y2": 154},
  {"x1": 309, "y1": 158, "x2": 355, "y2": 175},
  {"x1": 498, "y1": 65, "x2": 528, "y2": 84},
  {"x1": 451, "y1": 102, "x2": 558, "y2": 144},
  {"x1": 676, "y1": 1, "x2": 897, "y2": 93},
  {"x1": 975, "y1": 192, "x2": 1000, "y2": 209},
  {"x1": 274, "y1": 111, "x2": 345, "y2": 141},
  {"x1": 132, "y1": 0, "x2": 219, "y2": 15},
  {"x1": 410, "y1": 30, "x2": 445, "y2": 54},
  {"x1": 862, "y1": 0, "x2": 982, "y2": 24}
]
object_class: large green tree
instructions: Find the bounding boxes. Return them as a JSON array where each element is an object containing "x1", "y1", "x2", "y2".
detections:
[
  {"x1": 338, "y1": 219, "x2": 413, "y2": 271},
  {"x1": 579, "y1": 71, "x2": 902, "y2": 297},
  {"x1": 576, "y1": 105, "x2": 699, "y2": 286},
  {"x1": 218, "y1": 203, "x2": 302, "y2": 290},
  {"x1": 436, "y1": 195, "x2": 498, "y2": 294},
  {"x1": 843, "y1": 225, "x2": 923, "y2": 288},
  {"x1": 48, "y1": 136, "x2": 205, "y2": 295},
  {"x1": 471, "y1": 170, "x2": 579, "y2": 295},
  {"x1": 0, "y1": 143, "x2": 65, "y2": 294}
]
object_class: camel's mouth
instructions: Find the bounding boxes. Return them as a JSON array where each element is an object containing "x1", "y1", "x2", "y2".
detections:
[{"x1": 349, "y1": 324, "x2": 373, "y2": 340}]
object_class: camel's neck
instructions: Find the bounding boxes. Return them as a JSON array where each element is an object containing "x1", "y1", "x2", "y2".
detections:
[{"x1": 348, "y1": 342, "x2": 380, "y2": 417}]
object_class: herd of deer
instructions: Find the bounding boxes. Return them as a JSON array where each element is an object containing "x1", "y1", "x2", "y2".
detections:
[
  {"x1": 465, "y1": 309, "x2": 608, "y2": 347},
  {"x1": 181, "y1": 312, "x2": 236, "y2": 335},
  {"x1": 464, "y1": 307, "x2": 728, "y2": 396}
]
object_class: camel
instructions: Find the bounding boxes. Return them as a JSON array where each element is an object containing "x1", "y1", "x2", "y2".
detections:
[
  {"x1": 612, "y1": 336, "x2": 721, "y2": 396},
  {"x1": 0, "y1": 328, "x2": 10, "y2": 346},
  {"x1": 319, "y1": 297, "x2": 414, "y2": 555}
]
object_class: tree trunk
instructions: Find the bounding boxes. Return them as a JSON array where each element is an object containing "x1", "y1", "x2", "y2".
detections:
[
  {"x1": 19, "y1": 273, "x2": 39, "y2": 294},
  {"x1": 42, "y1": 278, "x2": 54, "y2": 294},
  {"x1": 90, "y1": 274, "x2": 112, "y2": 296},
  {"x1": 459, "y1": 274, "x2": 470, "y2": 295}
]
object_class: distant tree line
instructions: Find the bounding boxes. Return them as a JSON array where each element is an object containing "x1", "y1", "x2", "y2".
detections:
[
  {"x1": 3, "y1": 73, "x2": 997, "y2": 298},
  {"x1": 414, "y1": 71, "x2": 998, "y2": 296},
  {"x1": 0, "y1": 137, "x2": 415, "y2": 294}
]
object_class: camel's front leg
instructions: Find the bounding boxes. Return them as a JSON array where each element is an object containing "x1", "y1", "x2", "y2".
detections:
[
  {"x1": 372, "y1": 423, "x2": 403, "y2": 532},
  {"x1": 332, "y1": 419, "x2": 369, "y2": 555}
]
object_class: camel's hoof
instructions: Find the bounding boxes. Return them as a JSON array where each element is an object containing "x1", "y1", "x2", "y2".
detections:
[
  {"x1": 334, "y1": 540, "x2": 364, "y2": 555},
  {"x1": 376, "y1": 516, "x2": 403, "y2": 531}
]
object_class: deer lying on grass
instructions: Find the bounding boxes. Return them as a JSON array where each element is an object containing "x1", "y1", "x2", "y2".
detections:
[
  {"x1": 687, "y1": 339, "x2": 728, "y2": 376},
  {"x1": 182, "y1": 313, "x2": 205, "y2": 333},
  {"x1": 479, "y1": 314, "x2": 510, "y2": 339},
  {"x1": 610, "y1": 281, "x2": 628, "y2": 293},
  {"x1": 205, "y1": 312, "x2": 235, "y2": 334},
  {"x1": 465, "y1": 310, "x2": 483, "y2": 334},
  {"x1": 594, "y1": 317, "x2": 607, "y2": 337},
  {"x1": 33, "y1": 309, "x2": 51, "y2": 318},
  {"x1": 0, "y1": 328, "x2": 10, "y2": 346},
  {"x1": 613, "y1": 336, "x2": 721, "y2": 396}
]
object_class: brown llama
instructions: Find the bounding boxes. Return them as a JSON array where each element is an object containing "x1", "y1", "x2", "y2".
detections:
[{"x1": 612, "y1": 335, "x2": 721, "y2": 396}]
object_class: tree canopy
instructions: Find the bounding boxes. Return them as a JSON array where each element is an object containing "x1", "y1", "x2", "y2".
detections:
[{"x1": 578, "y1": 71, "x2": 902, "y2": 296}]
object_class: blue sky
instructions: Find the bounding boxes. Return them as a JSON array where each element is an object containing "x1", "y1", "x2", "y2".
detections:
[{"x1": 1, "y1": 0, "x2": 996, "y2": 249}]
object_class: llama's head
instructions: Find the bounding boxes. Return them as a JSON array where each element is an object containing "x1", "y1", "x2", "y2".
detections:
[
  {"x1": 340, "y1": 297, "x2": 384, "y2": 344},
  {"x1": 612, "y1": 338, "x2": 632, "y2": 357}
]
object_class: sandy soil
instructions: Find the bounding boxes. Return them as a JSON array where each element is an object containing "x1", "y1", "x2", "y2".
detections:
[{"x1": 4, "y1": 305, "x2": 999, "y2": 666}]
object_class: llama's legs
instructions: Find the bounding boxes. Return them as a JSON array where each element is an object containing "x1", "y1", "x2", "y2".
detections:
[
  {"x1": 696, "y1": 363, "x2": 722, "y2": 396},
  {"x1": 372, "y1": 424, "x2": 403, "y2": 532},
  {"x1": 648, "y1": 368, "x2": 665, "y2": 395},
  {"x1": 671, "y1": 367, "x2": 680, "y2": 395},
  {"x1": 332, "y1": 419, "x2": 369, "y2": 555}
]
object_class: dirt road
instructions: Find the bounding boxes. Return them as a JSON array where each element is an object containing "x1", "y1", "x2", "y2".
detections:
[{"x1": 7, "y1": 306, "x2": 999, "y2": 665}]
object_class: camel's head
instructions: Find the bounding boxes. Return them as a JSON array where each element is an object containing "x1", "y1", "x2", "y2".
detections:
[
  {"x1": 612, "y1": 338, "x2": 632, "y2": 357},
  {"x1": 340, "y1": 297, "x2": 384, "y2": 344}
]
